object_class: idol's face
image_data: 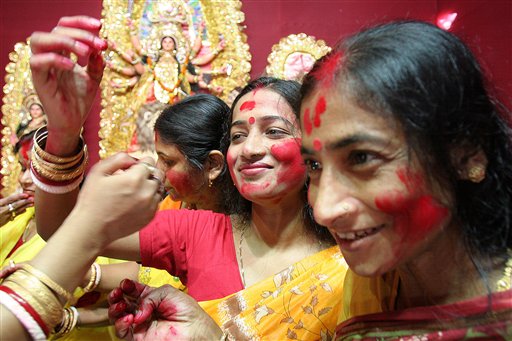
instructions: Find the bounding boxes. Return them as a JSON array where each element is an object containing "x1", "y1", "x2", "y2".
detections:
[
  {"x1": 227, "y1": 89, "x2": 306, "y2": 205},
  {"x1": 155, "y1": 133, "x2": 206, "y2": 203},
  {"x1": 301, "y1": 88, "x2": 452, "y2": 277},
  {"x1": 29, "y1": 104, "x2": 44, "y2": 119},
  {"x1": 161, "y1": 37, "x2": 176, "y2": 52}
]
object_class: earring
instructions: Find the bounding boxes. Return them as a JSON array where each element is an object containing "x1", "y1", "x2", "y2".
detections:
[
  {"x1": 468, "y1": 166, "x2": 485, "y2": 183},
  {"x1": 208, "y1": 179, "x2": 213, "y2": 188}
]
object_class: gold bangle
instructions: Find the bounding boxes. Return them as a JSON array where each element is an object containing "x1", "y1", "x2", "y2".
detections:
[
  {"x1": 18, "y1": 263, "x2": 73, "y2": 302},
  {"x1": 3, "y1": 273, "x2": 63, "y2": 329},
  {"x1": 33, "y1": 127, "x2": 85, "y2": 164},
  {"x1": 31, "y1": 152, "x2": 88, "y2": 182},
  {"x1": 83, "y1": 263, "x2": 100, "y2": 292}
]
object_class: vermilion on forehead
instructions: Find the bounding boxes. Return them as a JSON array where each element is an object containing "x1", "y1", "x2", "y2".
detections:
[
  {"x1": 313, "y1": 138, "x2": 323, "y2": 151},
  {"x1": 303, "y1": 108, "x2": 313, "y2": 135},
  {"x1": 240, "y1": 101, "x2": 256, "y2": 111},
  {"x1": 248, "y1": 116, "x2": 256, "y2": 124},
  {"x1": 310, "y1": 51, "x2": 342, "y2": 87},
  {"x1": 313, "y1": 96, "x2": 327, "y2": 128},
  {"x1": 302, "y1": 95, "x2": 327, "y2": 136}
]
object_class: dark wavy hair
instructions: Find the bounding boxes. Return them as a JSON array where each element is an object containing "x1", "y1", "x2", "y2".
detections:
[
  {"x1": 301, "y1": 21, "x2": 512, "y2": 259},
  {"x1": 224, "y1": 77, "x2": 334, "y2": 244},
  {"x1": 154, "y1": 94, "x2": 233, "y2": 213}
]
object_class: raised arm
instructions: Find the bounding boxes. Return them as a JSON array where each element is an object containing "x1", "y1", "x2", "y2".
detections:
[{"x1": 29, "y1": 16, "x2": 107, "y2": 240}]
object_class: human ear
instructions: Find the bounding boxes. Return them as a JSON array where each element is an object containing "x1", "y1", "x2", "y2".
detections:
[
  {"x1": 205, "y1": 150, "x2": 225, "y2": 184},
  {"x1": 451, "y1": 145, "x2": 488, "y2": 183}
]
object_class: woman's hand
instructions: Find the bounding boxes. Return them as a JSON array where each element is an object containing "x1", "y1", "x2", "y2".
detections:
[
  {"x1": 29, "y1": 16, "x2": 107, "y2": 156},
  {"x1": 109, "y1": 280, "x2": 223, "y2": 341},
  {"x1": 66, "y1": 154, "x2": 162, "y2": 247},
  {"x1": 0, "y1": 193, "x2": 34, "y2": 226}
]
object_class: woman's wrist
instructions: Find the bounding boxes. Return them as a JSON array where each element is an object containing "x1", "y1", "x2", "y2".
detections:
[{"x1": 45, "y1": 131, "x2": 81, "y2": 157}]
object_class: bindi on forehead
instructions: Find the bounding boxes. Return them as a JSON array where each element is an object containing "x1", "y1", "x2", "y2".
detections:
[
  {"x1": 248, "y1": 116, "x2": 256, "y2": 125},
  {"x1": 313, "y1": 138, "x2": 323, "y2": 151},
  {"x1": 240, "y1": 101, "x2": 256, "y2": 112}
]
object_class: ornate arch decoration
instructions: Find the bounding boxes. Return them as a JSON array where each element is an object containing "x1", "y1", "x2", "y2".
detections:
[
  {"x1": 266, "y1": 33, "x2": 331, "y2": 82},
  {"x1": 99, "y1": 0, "x2": 251, "y2": 158},
  {"x1": 1, "y1": 40, "x2": 35, "y2": 196}
]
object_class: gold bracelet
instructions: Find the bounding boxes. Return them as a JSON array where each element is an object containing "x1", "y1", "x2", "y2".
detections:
[
  {"x1": 83, "y1": 263, "x2": 100, "y2": 292},
  {"x1": 32, "y1": 149, "x2": 84, "y2": 171},
  {"x1": 18, "y1": 263, "x2": 73, "y2": 302},
  {"x1": 31, "y1": 152, "x2": 88, "y2": 182},
  {"x1": 3, "y1": 273, "x2": 63, "y2": 329},
  {"x1": 33, "y1": 127, "x2": 85, "y2": 164}
]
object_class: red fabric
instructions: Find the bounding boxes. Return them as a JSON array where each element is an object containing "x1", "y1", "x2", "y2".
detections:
[
  {"x1": 5, "y1": 237, "x2": 23, "y2": 260},
  {"x1": 139, "y1": 209, "x2": 244, "y2": 301}
]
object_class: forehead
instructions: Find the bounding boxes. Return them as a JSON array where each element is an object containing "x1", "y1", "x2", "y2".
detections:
[
  {"x1": 301, "y1": 88, "x2": 404, "y2": 146},
  {"x1": 232, "y1": 89, "x2": 296, "y2": 123},
  {"x1": 155, "y1": 134, "x2": 186, "y2": 159}
]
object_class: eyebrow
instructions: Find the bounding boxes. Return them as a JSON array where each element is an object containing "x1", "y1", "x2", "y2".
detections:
[
  {"x1": 301, "y1": 133, "x2": 389, "y2": 155},
  {"x1": 231, "y1": 115, "x2": 293, "y2": 128}
]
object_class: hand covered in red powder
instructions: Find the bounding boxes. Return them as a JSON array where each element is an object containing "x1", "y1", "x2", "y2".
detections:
[{"x1": 108, "y1": 279, "x2": 223, "y2": 341}]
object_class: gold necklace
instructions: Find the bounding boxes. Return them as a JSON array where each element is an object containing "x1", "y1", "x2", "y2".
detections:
[
  {"x1": 496, "y1": 249, "x2": 512, "y2": 291},
  {"x1": 238, "y1": 226, "x2": 248, "y2": 288}
]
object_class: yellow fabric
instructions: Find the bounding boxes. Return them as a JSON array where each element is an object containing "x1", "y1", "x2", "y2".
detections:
[
  {"x1": 200, "y1": 246, "x2": 348, "y2": 340},
  {"x1": 158, "y1": 196, "x2": 182, "y2": 211},
  {"x1": 0, "y1": 207, "x2": 36, "y2": 265},
  {"x1": 338, "y1": 269, "x2": 400, "y2": 325},
  {"x1": 0, "y1": 208, "x2": 124, "y2": 340}
]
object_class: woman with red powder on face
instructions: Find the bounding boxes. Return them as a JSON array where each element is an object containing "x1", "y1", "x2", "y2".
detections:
[
  {"x1": 30, "y1": 16, "x2": 346, "y2": 340},
  {"x1": 103, "y1": 20, "x2": 512, "y2": 341},
  {"x1": 107, "y1": 77, "x2": 346, "y2": 340},
  {"x1": 298, "y1": 21, "x2": 512, "y2": 339}
]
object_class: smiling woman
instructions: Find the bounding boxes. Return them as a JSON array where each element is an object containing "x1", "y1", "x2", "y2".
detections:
[
  {"x1": 300, "y1": 20, "x2": 512, "y2": 339},
  {"x1": 28, "y1": 16, "x2": 345, "y2": 338}
]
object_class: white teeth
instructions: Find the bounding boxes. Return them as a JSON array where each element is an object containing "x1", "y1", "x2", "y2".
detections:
[{"x1": 336, "y1": 226, "x2": 383, "y2": 241}]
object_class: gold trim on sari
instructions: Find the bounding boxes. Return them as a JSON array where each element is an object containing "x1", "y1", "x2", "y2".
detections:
[{"x1": 200, "y1": 246, "x2": 348, "y2": 341}]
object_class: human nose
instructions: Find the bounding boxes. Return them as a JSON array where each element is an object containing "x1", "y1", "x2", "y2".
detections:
[
  {"x1": 241, "y1": 131, "x2": 266, "y2": 160},
  {"x1": 310, "y1": 167, "x2": 357, "y2": 229}
]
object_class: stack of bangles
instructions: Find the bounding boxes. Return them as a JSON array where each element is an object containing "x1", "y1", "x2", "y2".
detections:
[
  {"x1": 30, "y1": 126, "x2": 88, "y2": 194},
  {"x1": 0, "y1": 262, "x2": 73, "y2": 340}
]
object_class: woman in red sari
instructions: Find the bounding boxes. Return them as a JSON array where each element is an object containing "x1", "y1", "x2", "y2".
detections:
[{"x1": 299, "y1": 20, "x2": 512, "y2": 339}]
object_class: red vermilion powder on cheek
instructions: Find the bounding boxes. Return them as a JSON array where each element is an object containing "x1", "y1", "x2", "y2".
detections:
[
  {"x1": 270, "y1": 139, "x2": 306, "y2": 185},
  {"x1": 240, "y1": 101, "x2": 256, "y2": 111},
  {"x1": 165, "y1": 169, "x2": 194, "y2": 195},
  {"x1": 375, "y1": 168, "x2": 449, "y2": 244}
]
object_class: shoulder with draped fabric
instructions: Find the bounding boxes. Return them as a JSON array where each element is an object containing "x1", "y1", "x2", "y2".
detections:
[
  {"x1": 335, "y1": 271, "x2": 512, "y2": 340},
  {"x1": 200, "y1": 246, "x2": 348, "y2": 341}
]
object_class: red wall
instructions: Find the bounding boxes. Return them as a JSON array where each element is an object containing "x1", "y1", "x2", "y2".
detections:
[{"x1": 1, "y1": 0, "x2": 511, "y2": 168}]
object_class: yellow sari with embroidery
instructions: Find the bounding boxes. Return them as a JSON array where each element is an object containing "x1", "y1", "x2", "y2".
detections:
[{"x1": 200, "y1": 246, "x2": 348, "y2": 340}]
